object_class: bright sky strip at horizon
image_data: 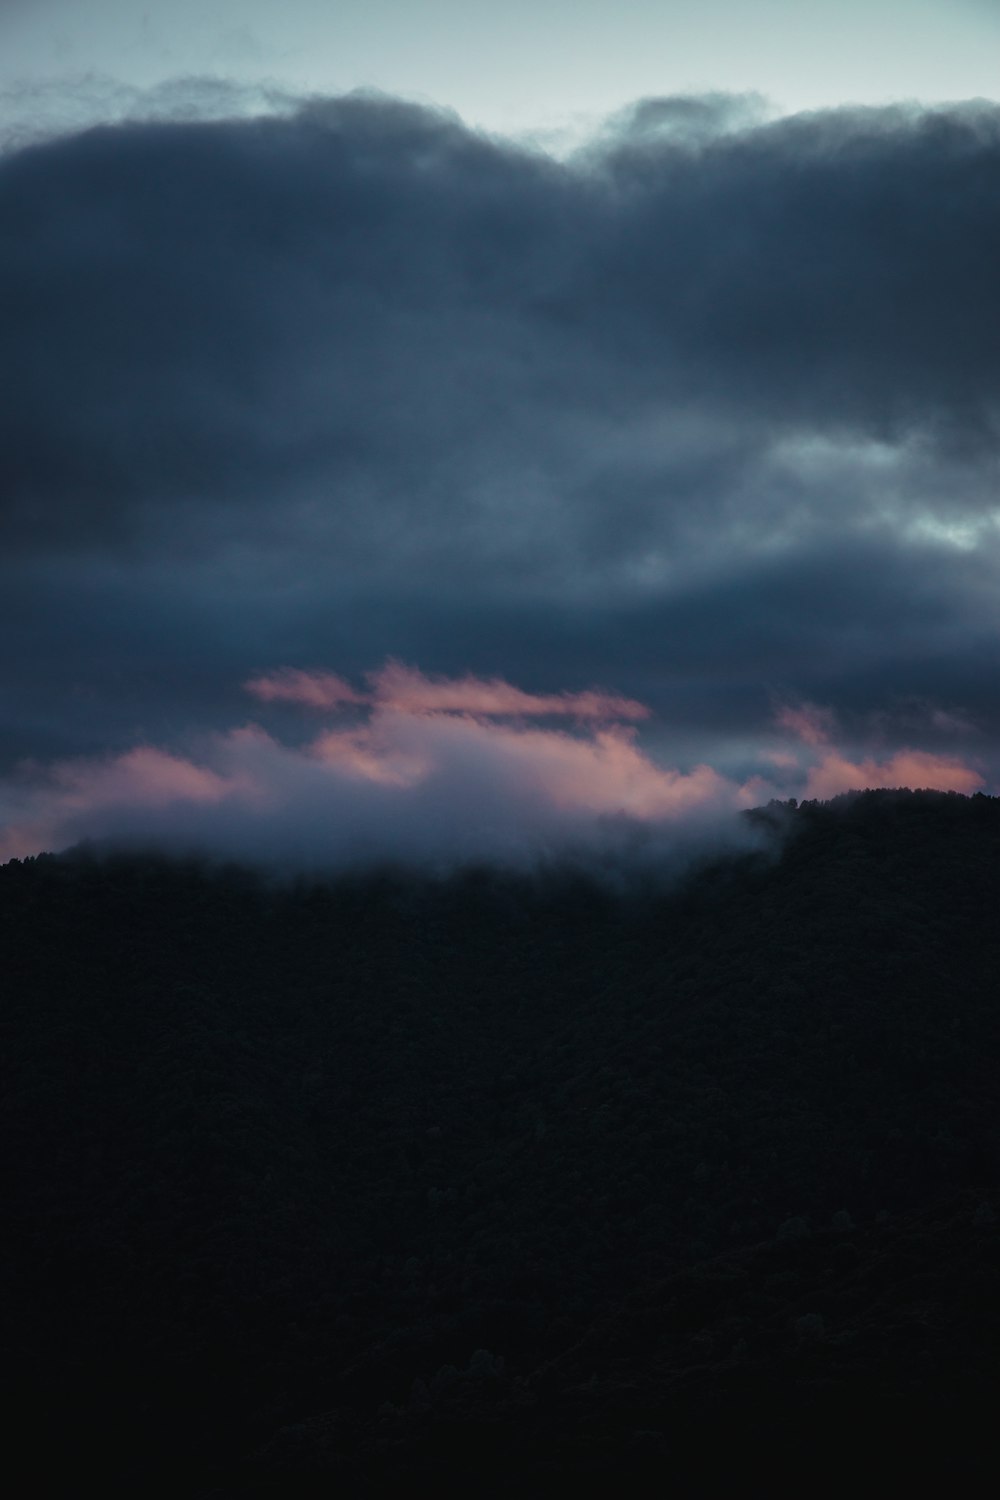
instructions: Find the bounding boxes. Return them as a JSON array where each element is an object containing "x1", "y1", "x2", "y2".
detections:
[{"x1": 3, "y1": 0, "x2": 998, "y2": 143}]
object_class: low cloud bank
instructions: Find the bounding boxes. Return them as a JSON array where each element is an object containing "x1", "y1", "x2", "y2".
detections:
[{"x1": 0, "y1": 668, "x2": 985, "y2": 873}]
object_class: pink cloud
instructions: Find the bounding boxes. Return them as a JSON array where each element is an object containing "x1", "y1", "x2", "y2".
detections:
[
  {"x1": 244, "y1": 668, "x2": 366, "y2": 710},
  {"x1": 770, "y1": 697, "x2": 985, "y2": 799},
  {"x1": 760, "y1": 748, "x2": 802, "y2": 770},
  {"x1": 774, "y1": 701, "x2": 837, "y2": 746},
  {"x1": 57, "y1": 746, "x2": 233, "y2": 806},
  {"x1": 0, "y1": 673, "x2": 736, "y2": 867},
  {"x1": 0, "y1": 670, "x2": 990, "y2": 870},
  {"x1": 309, "y1": 722, "x2": 433, "y2": 787},
  {"x1": 338, "y1": 706, "x2": 734, "y2": 820},
  {"x1": 0, "y1": 745, "x2": 243, "y2": 862},
  {"x1": 245, "y1": 660, "x2": 650, "y2": 721},
  {"x1": 804, "y1": 748, "x2": 984, "y2": 800},
  {"x1": 368, "y1": 661, "x2": 649, "y2": 720}
]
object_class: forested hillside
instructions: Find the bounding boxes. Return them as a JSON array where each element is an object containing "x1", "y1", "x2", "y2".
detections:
[{"x1": 4, "y1": 790, "x2": 1000, "y2": 1494}]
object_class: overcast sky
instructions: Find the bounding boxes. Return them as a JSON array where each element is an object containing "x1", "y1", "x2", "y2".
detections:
[{"x1": 1, "y1": 1, "x2": 998, "y2": 865}]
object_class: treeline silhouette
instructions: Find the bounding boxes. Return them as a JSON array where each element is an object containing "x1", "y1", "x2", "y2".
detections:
[{"x1": 4, "y1": 790, "x2": 1000, "y2": 1494}]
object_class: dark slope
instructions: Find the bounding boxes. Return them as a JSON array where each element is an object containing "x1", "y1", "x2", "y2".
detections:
[{"x1": 3, "y1": 790, "x2": 1000, "y2": 1493}]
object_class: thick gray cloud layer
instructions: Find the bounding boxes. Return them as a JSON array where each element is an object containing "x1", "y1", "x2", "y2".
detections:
[{"x1": 1, "y1": 92, "x2": 998, "y2": 783}]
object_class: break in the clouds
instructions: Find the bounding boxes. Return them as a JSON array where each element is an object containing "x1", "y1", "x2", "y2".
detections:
[
  {"x1": 0, "y1": 83, "x2": 998, "y2": 861},
  {"x1": 0, "y1": 666, "x2": 983, "y2": 870}
]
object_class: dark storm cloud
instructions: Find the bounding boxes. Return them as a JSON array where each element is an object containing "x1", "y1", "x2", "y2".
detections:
[
  {"x1": 1, "y1": 91, "x2": 998, "y2": 784},
  {"x1": 3, "y1": 94, "x2": 998, "y2": 546},
  {"x1": 585, "y1": 102, "x2": 1000, "y2": 439}
]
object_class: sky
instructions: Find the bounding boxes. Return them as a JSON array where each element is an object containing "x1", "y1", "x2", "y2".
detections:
[
  {"x1": 3, "y1": 1, "x2": 999, "y2": 142},
  {"x1": 1, "y1": 0, "x2": 998, "y2": 866}
]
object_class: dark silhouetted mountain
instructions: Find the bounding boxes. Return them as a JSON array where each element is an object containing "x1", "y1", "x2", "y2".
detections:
[{"x1": 3, "y1": 790, "x2": 999, "y2": 1494}]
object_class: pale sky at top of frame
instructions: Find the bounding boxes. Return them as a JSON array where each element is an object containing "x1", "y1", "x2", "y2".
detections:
[{"x1": 1, "y1": 0, "x2": 997, "y2": 147}]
